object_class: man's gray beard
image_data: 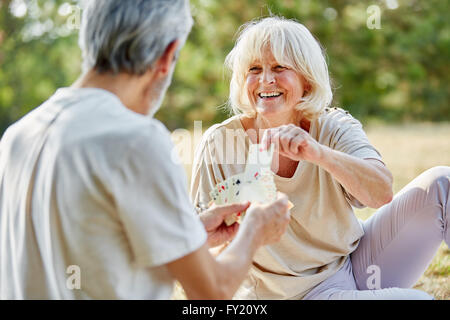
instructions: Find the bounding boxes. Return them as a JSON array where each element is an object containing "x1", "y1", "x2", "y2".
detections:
[{"x1": 147, "y1": 68, "x2": 174, "y2": 118}]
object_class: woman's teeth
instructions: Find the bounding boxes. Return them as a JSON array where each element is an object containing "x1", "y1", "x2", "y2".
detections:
[{"x1": 259, "y1": 92, "x2": 282, "y2": 98}]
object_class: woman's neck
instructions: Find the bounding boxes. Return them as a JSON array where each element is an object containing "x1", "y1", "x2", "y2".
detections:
[
  {"x1": 254, "y1": 110, "x2": 302, "y2": 130},
  {"x1": 240, "y1": 111, "x2": 310, "y2": 143}
]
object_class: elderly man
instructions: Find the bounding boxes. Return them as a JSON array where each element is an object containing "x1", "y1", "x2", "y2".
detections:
[{"x1": 0, "y1": 0, "x2": 290, "y2": 299}]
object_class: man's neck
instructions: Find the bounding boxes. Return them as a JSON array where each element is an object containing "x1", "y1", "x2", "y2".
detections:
[{"x1": 72, "y1": 69, "x2": 150, "y2": 115}]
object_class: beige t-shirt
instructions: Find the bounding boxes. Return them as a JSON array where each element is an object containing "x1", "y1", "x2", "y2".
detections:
[
  {"x1": 190, "y1": 107, "x2": 384, "y2": 300},
  {"x1": 0, "y1": 87, "x2": 207, "y2": 299}
]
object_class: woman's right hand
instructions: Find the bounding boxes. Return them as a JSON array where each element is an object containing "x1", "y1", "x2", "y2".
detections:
[
  {"x1": 261, "y1": 124, "x2": 324, "y2": 164},
  {"x1": 241, "y1": 192, "x2": 291, "y2": 246}
]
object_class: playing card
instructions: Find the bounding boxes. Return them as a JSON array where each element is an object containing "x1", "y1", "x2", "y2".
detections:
[
  {"x1": 246, "y1": 143, "x2": 274, "y2": 167},
  {"x1": 211, "y1": 143, "x2": 290, "y2": 226},
  {"x1": 244, "y1": 143, "x2": 274, "y2": 183},
  {"x1": 223, "y1": 173, "x2": 244, "y2": 226},
  {"x1": 229, "y1": 173, "x2": 244, "y2": 203},
  {"x1": 258, "y1": 172, "x2": 277, "y2": 202},
  {"x1": 257, "y1": 143, "x2": 275, "y2": 168},
  {"x1": 209, "y1": 188, "x2": 219, "y2": 203},
  {"x1": 216, "y1": 180, "x2": 230, "y2": 204}
]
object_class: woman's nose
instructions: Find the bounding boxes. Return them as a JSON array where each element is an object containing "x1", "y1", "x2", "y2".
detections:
[{"x1": 260, "y1": 70, "x2": 276, "y2": 84}]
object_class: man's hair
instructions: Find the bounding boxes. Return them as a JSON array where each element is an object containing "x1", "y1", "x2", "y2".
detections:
[
  {"x1": 225, "y1": 16, "x2": 333, "y2": 120},
  {"x1": 79, "y1": 0, "x2": 193, "y2": 75}
]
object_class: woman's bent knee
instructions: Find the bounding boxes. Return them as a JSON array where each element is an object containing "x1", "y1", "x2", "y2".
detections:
[
  {"x1": 406, "y1": 166, "x2": 450, "y2": 201},
  {"x1": 423, "y1": 166, "x2": 450, "y2": 188}
]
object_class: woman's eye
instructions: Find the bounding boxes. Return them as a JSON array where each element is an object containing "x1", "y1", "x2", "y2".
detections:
[
  {"x1": 249, "y1": 66, "x2": 261, "y2": 72},
  {"x1": 275, "y1": 65, "x2": 286, "y2": 70}
]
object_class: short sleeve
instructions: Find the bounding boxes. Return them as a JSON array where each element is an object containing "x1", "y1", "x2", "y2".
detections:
[
  {"x1": 330, "y1": 110, "x2": 384, "y2": 165},
  {"x1": 112, "y1": 121, "x2": 207, "y2": 267}
]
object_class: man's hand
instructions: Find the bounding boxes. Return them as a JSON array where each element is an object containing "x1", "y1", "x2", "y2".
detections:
[
  {"x1": 199, "y1": 202, "x2": 250, "y2": 247},
  {"x1": 168, "y1": 193, "x2": 291, "y2": 299},
  {"x1": 241, "y1": 193, "x2": 291, "y2": 247}
]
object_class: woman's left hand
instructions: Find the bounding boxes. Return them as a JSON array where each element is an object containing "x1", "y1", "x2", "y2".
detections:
[{"x1": 261, "y1": 124, "x2": 323, "y2": 163}]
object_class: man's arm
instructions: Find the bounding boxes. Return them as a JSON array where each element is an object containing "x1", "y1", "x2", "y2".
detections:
[
  {"x1": 167, "y1": 195, "x2": 290, "y2": 299},
  {"x1": 166, "y1": 230, "x2": 258, "y2": 299}
]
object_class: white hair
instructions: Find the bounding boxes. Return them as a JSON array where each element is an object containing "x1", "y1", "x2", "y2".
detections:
[
  {"x1": 225, "y1": 16, "x2": 333, "y2": 120},
  {"x1": 79, "y1": 0, "x2": 193, "y2": 75}
]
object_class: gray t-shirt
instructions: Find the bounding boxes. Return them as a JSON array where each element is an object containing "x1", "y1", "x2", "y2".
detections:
[{"x1": 0, "y1": 87, "x2": 206, "y2": 299}]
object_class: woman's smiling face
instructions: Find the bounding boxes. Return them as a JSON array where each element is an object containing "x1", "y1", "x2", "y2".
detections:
[{"x1": 245, "y1": 48, "x2": 308, "y2": 118}]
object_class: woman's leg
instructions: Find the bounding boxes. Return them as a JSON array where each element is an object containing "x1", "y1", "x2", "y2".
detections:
[
  {"x1": 350, "y1": 166, "x2": 449, "y2": 295},
  {"x1": 305, "y1": 166, "x2": 448, "y2": 300},
  {"x1": 310, "y1": 286, "x2": 434, "y2": 300},
  {"x1": 304, "y1": 255, "x2": 433, "y2": 300}
]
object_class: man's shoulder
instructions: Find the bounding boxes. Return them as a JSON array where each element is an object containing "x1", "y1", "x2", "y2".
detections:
[
  {"x1": 52, "y1": 117, "x2": 175, "y2": 186},
  {"x1": 1, "y1": 88, "x2": 172, "y2": 166},
  {"x1": 54, "y1": 87, "x2": 170, "y2": 141},
  {"x1": 87, "y1": 116, "x2": 169, "y2": 142},
  {"x1": 68, "y1": 117, "x2": 172, "y2": 160},
  {"x1": 50, "y1": 88, "x2": 173, "y2": 153}
]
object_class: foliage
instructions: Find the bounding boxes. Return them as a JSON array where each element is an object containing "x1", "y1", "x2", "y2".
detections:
[{"x1": 0, "y1": 0, "x2": 449, "y2": 134}]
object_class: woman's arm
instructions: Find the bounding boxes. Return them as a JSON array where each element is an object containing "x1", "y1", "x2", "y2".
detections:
[
  {"x1": 315, "y1": 147, "x2": 393, "y2": 208},
  {"x1": 262, "y1": 123, "x2": 393, "y2": 209}
]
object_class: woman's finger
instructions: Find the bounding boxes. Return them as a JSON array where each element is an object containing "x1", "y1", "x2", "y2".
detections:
[
  {"x1": 263, "y1": 126, "x2": 283, "y2": 149},
  {"x1": 261, "y1": 129, "x2": 273, "y2": 150},
  {"x1": 289, "y1": 132, "x2": 306, "y2": 154},
  {"x1": 285, "y1": 126, "x2": 302, "y2": 152},
  {"x1": 268, "y1": 129, "x2": 281, "y2": 150},
  {"x1": 279, "y1": 132, "x2": 290, "y2": 153}
]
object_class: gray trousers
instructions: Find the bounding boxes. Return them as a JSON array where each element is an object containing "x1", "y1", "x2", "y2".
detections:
[{"x1": 304, "y1": 166, "x2": 449, "y2": 299}]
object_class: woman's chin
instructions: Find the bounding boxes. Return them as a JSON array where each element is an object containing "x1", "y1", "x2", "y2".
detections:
[{"x1": 256, "y1": 103, "x2": 290, "y2": 117}]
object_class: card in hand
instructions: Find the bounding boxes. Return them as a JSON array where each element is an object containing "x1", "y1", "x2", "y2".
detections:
[
  {"x1": 229, "y1": 173, "x2": 244, "y2": 202},
  {"x1": 211, "y1": 143, "x2": 287, "y2": 226},
  {"x1": 209, "y1": 188, "x2": 219, "y2": 203},
  {"x1": 244, "y1": 143, "x2": 274, "y2": 182},
  {"x1": 222, "y1": 173, "x2": 244, "y2": 226},
  {"x1": 216, "y1": 180, "x2": 230, "y2": 204}
]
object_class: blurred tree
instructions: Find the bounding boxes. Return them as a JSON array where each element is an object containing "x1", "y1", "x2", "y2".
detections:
[
  {"x1": 0, "y1": 0, "x2": 80, "y2": 133},
  {"x1": 0, "y1": 0, "x2": 449, "y2": 135}
]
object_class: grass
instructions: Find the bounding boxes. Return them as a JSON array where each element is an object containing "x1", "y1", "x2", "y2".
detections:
[{"x1": 173, "y1": 122, "x2": 450, "y2": 300}]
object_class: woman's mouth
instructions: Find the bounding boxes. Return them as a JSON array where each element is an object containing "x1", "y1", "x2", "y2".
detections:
[{"x1": 258, "y1": 92, "x2": 283, "y2": 100}]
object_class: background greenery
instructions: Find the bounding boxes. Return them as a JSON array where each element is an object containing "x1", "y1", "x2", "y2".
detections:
[
  {"x1": 0, "y1": 0, "x2": 449, "y2": 134},
  {"x1": 1, "y1": 0, "x2": 449, "y2": 299}
]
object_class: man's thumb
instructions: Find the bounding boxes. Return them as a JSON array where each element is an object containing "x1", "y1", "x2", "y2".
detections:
[{"x1": 215, "y1": 202, "x2": 250, "y2": 217}]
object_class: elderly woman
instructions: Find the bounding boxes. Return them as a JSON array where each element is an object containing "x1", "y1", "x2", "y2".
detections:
[{"x1": 191, "y1": 16, "x2": 449, "y2": 300}]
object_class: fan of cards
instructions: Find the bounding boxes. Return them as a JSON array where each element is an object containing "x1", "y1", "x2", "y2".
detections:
[{"x1": 209, "y1": 143, "x2": 293, "y2": 226}]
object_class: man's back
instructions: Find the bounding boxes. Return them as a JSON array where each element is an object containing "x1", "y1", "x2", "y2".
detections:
[{"x1": 0, "y1": 87, "x2": 206, "y2": 299}]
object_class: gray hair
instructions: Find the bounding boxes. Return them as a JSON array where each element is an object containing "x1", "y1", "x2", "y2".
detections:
[{"x1": 79, "y1": 0, "x2": 193, "y2": 75}]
